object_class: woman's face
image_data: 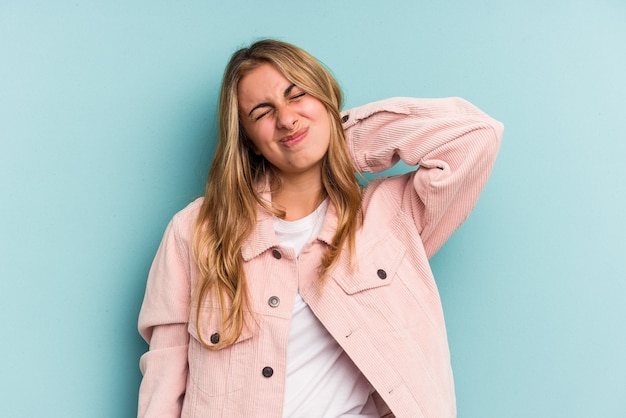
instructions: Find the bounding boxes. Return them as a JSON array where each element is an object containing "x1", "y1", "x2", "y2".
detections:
[{"x1": 237, "y1": 63, "x2": 331, "y2": 180}]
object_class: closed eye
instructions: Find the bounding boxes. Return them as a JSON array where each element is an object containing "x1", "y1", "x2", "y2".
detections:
[
  {"x1": 249, "y1": 86, "x2": 306, "y2": 121},
  {"x1": 290, "y1": 92, "x2": 306, "y2": 100},
  {"x1": 254, "y1": 108, "x2": 273, "y2": 121}
]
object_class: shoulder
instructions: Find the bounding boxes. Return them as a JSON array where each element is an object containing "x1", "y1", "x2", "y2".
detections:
[
  {"x1": 172, "y1": 197, "x2": 204, "y2": 224},
  {"x1": 360, "y1": 174, "x2": 417, "y2": 227},
  {"x1": 167, "y1": 197, "x2": 204, "y2": 244}
]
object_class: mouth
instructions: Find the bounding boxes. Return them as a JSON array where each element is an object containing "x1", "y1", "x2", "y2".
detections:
[{"x1": 280, "y1": 128, "x2": 308, "y2": 147}]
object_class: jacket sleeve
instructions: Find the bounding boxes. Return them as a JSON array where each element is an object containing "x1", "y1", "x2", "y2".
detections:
[
  {"x1": 342, "y1": 97, "x2": 503, "y2": 258},
  {"x1": 137, "y1": 213, "x2": 192, "y2": 417}
]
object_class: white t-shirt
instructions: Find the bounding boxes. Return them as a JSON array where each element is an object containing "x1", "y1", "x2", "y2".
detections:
[{"x1": 274, "y1": 200, "x2": 377, "y2": 418}]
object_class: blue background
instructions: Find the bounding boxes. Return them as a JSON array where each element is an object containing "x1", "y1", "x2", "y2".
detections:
[{"x1": 2, "y1": 1, "x2": 625, "y2": 416}]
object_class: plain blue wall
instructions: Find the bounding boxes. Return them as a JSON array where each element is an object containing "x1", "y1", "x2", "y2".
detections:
[{"x1": 1, "y1": 1, "x2": 625, "y2": 417}]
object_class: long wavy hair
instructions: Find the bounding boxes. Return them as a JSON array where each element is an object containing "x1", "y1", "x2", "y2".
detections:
[{"x1": 192, "y1": 39, "x2": 362, "y2": 349}]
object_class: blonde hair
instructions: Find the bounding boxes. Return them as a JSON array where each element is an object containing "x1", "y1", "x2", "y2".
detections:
[{"x1": 192, "y1": 39, "x2": 362, "y2": 349}]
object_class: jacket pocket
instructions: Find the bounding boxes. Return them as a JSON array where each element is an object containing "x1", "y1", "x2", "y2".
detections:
[
  {"x1": 331, "y1": 233, "x2": 406, "y2": 294},
  {"x1": 187, "y1": 307, "x2": 254, "y2": 397}
]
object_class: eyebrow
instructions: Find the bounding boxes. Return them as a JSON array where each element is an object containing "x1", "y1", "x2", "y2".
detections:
[{"x1": 247, "y1": 83, "x2": 297, "y2": 117}]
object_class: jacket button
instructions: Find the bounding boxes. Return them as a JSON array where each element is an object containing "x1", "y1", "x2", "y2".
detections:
[
  {"x1": 210, "y1": 332, "x2": 220, "y2": 344},
  {"x1": 272, "y1": 249, "x2": 282, "y2": 259},
  {"x1": 262, "y1": 366, "x2": 274, "y2": 378},
  {"x1": 377, "y1": 269, "x2": 387, "y2": 279},
  {"x1": 268, "y1": 296, "x2": 280, "y2": 308},
  {"x1": 341, "y1": 114, "x2": 349, "y2": 123}
]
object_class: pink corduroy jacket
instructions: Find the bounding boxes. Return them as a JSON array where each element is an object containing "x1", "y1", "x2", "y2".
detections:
[{"x1": 138, "y1": 97, "x2": 503, "y2": 417}]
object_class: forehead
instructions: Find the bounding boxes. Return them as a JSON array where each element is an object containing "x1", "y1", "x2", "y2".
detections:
[{"x1": 237, "y1": 63, "x2": 292, "y2": 106}]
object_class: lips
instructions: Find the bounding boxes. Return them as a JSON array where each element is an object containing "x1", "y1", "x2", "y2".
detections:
[{"x1": 280, "y1": 128, "x2": 308, "y2": 147}]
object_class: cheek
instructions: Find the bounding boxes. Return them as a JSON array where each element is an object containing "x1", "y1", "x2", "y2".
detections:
[
  {"x1": 246, "y1": 125, "x2": 275, "y2": 154},
  {"x1": 315, "y1": 106, "x2": 331, "y2": 133},
  {"x1": 316, "y1": 113, "x2": 332, "y2": 143}
]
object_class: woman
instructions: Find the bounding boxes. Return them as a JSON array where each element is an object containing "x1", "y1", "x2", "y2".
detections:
[{"x1": 138, "y1": 39, "x2": 503, "y2": 417}]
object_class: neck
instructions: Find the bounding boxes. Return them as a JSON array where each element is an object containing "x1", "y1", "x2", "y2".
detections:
[{"x1": 272, "y1": 173, "x2": 326, "y2": 221}]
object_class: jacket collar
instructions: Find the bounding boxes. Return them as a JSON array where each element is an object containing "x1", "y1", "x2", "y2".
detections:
[{"x1": 240, "y1": 188, "x2": 337, "y2": 261}]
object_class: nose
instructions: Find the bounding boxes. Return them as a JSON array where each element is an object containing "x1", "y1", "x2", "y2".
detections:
[{"x1": 275, "y1": 104, "x2": 297, "y2": 130}]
